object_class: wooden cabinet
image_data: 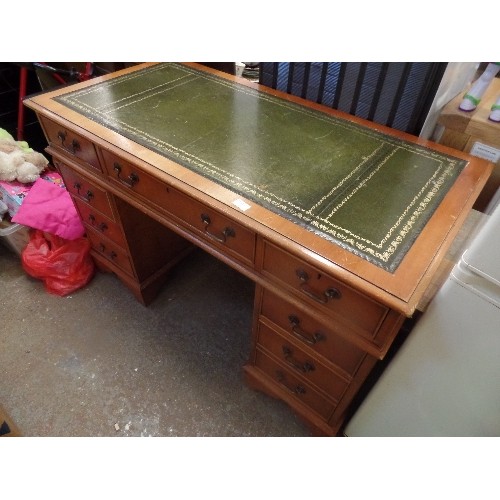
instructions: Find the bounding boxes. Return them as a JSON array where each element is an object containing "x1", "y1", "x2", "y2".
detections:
[
  {"x1": 245, "y1": 277, "x2": 404, "y2": 435},
  {"x1": 258, "y1": 288, "x2": 366, "y2": 377},
  {"x1": 259, "y1": 241, "x2": 398, "y2": 350},
  {"x1": 46, "y1": 133, "x2": 193, "y2": 306},
  {"x1": 24, "y1": 63, "x2": 493, "y2": 436}
]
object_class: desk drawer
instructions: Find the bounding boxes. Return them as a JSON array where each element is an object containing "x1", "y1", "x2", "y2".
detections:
[
  {"x1": 254, "y1": 348, "x2": 335, "y2": 420},
  {"x1": 170, "y1": 191, "x2": 255, "y2": 265},
  {"x1": 74, "y1": 198, "x2": 126, "y2": 248},
  {"x1": 86, "y1": 227, "x2": 134, "y2": 276},
  {"x1": 261, "y1": 241, "x2": 388, "y2": 337},
  {"x1": 101, "y1": 149, "x2": 255, "y2": 265},
  {"x1": 256, "y1": 321, "x2": 349, "y2": 398},
  {"x1": 101, "y1": 149, "x2": 168, "y2": 201},
  {"x1": 259, "y1": 288, "x2": 365, "y2": 377},
  {"x1": 40, "y1": 117, "x2": 101, "y2": 171},
  {"x1": 55, "y1": 160, "x2": 115, "y2": 220}
]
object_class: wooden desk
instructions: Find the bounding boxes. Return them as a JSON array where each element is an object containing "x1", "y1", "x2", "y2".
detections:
[{"x1": 24, "y1": 63, "x2": 493, "y2": 436}]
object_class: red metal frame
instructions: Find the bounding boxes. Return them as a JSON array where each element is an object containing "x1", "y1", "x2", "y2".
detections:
[{"x1": 17, "y1": 63, "x2": 94, "y2": 140}]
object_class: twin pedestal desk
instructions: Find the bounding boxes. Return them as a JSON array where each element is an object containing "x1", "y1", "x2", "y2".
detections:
[{"x1": 25, "y1": 63, "x2": 492, "y2": 436}]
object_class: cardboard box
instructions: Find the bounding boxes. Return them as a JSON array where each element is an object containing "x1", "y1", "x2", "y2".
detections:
[
  {"x1": 0, "y1": 171, "x2": 64, "y2": 218},
  {"x1": 0, "y1": 180, "x2": 32, "y2": 217},
  {"x1": 41, "y1": 170, "x2": 66, "y2": 189}
]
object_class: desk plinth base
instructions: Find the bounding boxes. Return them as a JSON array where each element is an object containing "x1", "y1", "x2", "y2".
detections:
[
  {"x1": 92, "y1": 245, "x2": 194, "y2": 306},
  {"x1": 243, "y1": 364, "x2": 339, "y2": 437}
]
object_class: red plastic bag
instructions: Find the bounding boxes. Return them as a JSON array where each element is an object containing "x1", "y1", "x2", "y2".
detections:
[{"x1": 21, "y1": 230, "x2": 95, "y2": 296}]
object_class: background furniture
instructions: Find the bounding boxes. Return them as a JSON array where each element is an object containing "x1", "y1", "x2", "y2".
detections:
[
  {"x1": 437, "y1": 76, "x2": 500, "y2": 211},
  {"x1": 259, "y1": 62, "x2": 447, "y2": 135}
]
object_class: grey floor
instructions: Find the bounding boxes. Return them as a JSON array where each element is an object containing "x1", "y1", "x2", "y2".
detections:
[{"x1": 0, "y1": 241, "x2": 312, "y2": 437}]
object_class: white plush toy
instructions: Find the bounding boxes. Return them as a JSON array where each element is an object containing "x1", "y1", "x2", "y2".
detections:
[{"x1": 0, "y1": 128, "x2": 49, "y2": 183}]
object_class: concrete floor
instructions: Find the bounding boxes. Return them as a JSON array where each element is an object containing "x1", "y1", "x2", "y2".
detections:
[
  {"x1": 0, "y1": 242, "x2": 312, "y2": 437},
  {"x1": 0, "y1": 70, "x2": 311, "y2": 438}
]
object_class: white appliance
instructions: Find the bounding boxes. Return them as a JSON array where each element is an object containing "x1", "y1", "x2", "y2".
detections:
[{"x1": 344, "y1": 203, "x2": 500, "y2": 437}]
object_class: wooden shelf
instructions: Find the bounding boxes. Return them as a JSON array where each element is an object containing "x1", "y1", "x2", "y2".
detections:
[
  {"x1": 438, "y1": 77, "x2": 500, "y2": 211},
  {"x1": 438, "y1": 77, "x2": 500, "y2": 149}
]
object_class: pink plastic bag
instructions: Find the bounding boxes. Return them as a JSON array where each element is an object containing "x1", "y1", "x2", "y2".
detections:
[
  {"x1": 21, "y1": 230, "x2": 94, "y2": 296},
  {"x1": 12, "y1": 177, "x2": 85, "y2": 240}
]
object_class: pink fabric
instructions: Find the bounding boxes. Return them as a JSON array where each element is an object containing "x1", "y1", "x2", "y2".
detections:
[{"x1": 12, "y1": 178, "x2": 84, "y2": 240}]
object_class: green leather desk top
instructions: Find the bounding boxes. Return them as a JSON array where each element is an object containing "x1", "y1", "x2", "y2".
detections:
[{"x1": 55, "y1": 63, "x2": 467, "y2": 272}]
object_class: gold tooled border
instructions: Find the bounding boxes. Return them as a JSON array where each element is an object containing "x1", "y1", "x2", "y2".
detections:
[{"x1": 56, "y1": 63, "x2": 466, "y2": 272}]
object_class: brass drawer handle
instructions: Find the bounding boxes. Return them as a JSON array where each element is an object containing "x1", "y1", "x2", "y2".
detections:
[
  {"x1": 56, "y1": 130, "x2": 80, "y2": 154},
  {"x1": 276, "y1": 371, "x2": 306, "y2": 395},
  {"x1": 282, "y1": 346, "x2": 315, "y2": 373},
  {"x1": 98, "y1": 243, "x2": 117, "y2": 260},
  {"x1": 288, "y1": 315, "x2": 325, "y2": 345},
  {"x1": 57, "y1": 130, "x2": 67, "y2": 144},
  {"x1": 88, "y1": 214, "x2": 108, "y2": 233},
  {"x1": 113, "y1": 162, "x2": 139, "y2": 188},
  {"x1": 70, "y1": 139, "x2": 81, "y2": 154},
  {"x1": 200, "y1": 213, "x2": 235, "y2": 243},
  {"x1": 295, "y1": 269, "x2": 341, "y2": 304},
  {"x1": 73, "y1": 182, "x2": 94, "y2": 202}
]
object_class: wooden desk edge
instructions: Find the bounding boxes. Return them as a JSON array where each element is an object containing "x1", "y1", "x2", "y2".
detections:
[{"x1": 23, "y1": 63, "x2": 494, "y2": 317}]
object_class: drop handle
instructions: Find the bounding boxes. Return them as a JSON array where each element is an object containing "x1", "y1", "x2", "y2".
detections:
[
  {"x1": 282, "y1": 346, "x2": 315, "y2": 373},
  {"x1": 200, "y1": 213, "x2": 235, "y2": 243},
  {"x1": 295, "y1": 269, "x2": 341, "y2": 304},
  {"x1": 57, "y1": 130, "x2": 67, "y2": 144},
  {"x1": 288, "y1": 315, "x2": 325, "y2": 345},
  {"x1": 56, "y1": 130, "x2": 80, "y2": 153},
  {"x1": 98, "y1": 243, "x2": 117, "y2": 260},
  {"x1": 88, "y1": 214, "x2": 108, "y2": 233},
  {"x1": 113, "y1": 162, "x2": 139, "y2": 188},
  {"x1": 73, "y1": 182, "x2": 94, "y2": 202},
  {"x1": 276, "y1": 371, "x2": 306, "y2": 395},
  {"x1": 70, "y1": 139, "x2": 81, "y2": 154}
]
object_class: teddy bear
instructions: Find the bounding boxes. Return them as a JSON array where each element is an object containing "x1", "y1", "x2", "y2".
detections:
[{"x1": 0, "y1": 128, "x2": 49, "y2": 183}]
